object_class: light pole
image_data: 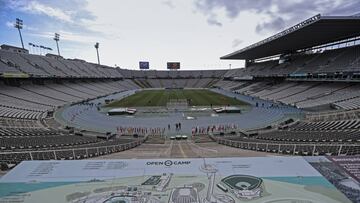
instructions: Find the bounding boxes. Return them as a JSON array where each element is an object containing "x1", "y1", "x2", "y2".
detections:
[
  {"x1": 14, "y1": 18, "x2": 24, "y2": 49},
  {"x1": 95, "y1": 42, "x2": 100, "y2": 65},
  {"x1": 54, "y1": 33, "x2": 60, "y2": 56}
]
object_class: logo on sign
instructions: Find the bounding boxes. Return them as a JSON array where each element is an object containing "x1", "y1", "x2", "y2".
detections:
[{"x1": 146, "y1": 160, "x2": 191, "y2": 166}]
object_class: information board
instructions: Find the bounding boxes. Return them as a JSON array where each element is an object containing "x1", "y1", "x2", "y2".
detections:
[
  {"x1": 167, "y1": 62, "x2": 180, "y2": 69},
  {"x1": 139, "y1": 61, "x2": 150, "y2": 69},
  {"x1": 0, "y1": 156, "x2": 357, "y2": 203}
]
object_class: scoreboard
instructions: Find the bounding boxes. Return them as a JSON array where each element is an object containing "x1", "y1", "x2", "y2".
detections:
[
  {"x1": 167, "y1": 62, "x2": 180, "y2": 70},
  {"x1": 139, "y1": 61, "x2": 149, "y2": 69}
]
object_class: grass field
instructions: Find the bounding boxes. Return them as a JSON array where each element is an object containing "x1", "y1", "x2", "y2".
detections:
[{"x1": 106, "y1": 89, "x2": 248, "y2": 107}]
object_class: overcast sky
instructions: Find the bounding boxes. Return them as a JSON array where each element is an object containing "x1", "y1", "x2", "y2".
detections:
[{"x1": 0, "y1": 0, "x2": 359, "y2": 70}]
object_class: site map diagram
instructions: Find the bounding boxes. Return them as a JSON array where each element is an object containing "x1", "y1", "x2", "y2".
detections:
[{"x1": 0, "y1": 157, "x2": 354, "y2": 203}]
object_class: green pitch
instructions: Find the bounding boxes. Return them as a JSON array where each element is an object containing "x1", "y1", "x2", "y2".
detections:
[{"x1": 106, "y1": 89, "x2": 248, "y2": 107}]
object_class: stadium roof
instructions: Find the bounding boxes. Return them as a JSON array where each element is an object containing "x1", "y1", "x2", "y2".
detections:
[{"x1": 221, "y1": 14, "x2": 360, "y2": 60}]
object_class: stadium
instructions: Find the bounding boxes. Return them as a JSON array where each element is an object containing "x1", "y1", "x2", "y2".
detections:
[
  {"x1": 220, "y1": 175, "x2": 263, "y2": 200},
  {"x1": 1, "y1": 14, "x2": 360, "y2": 163},
  {"x1": 0, "y1": 1, "x2": 360, "y2": 202}
]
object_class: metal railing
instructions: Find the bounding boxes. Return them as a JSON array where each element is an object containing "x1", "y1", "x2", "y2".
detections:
[
  {"x1": 305, "y1": 108, "x2": 360, "y2": 122},
  {"x1": 0, "y1": 138, "x2": 146, "y2": 163},
  {"x1": 211, "y1": 135, "x2": 360, "y2": 156}
]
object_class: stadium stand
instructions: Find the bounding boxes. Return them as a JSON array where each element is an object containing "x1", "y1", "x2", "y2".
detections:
[
  {"x1": 221, "y1": 45, "x2": 360, "y2": 78},
  {"x1": 0, "y1": 46, "x2": 226, "y2": 165},
  {"x1": 210, "y1": 14, "x2": 360, "y2": 156},
  {"x1": 1, "y1": 14, "x2": 360, "y2": 166},
  {"x1": 224, "y1": 81, "x2": 360, "y2": 109}
]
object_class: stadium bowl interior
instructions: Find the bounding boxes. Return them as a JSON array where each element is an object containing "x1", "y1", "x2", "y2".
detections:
[{"x1": 0, "y1": 14, "x2": 360, "y2": 169}]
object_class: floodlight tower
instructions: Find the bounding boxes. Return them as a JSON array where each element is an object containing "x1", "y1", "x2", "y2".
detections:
[
  {"x1": 54, "y1": 33, "x2": 60, "y2": 56},
  {"x1": 14, "y1": 18, "x2": 24, "y2": 49},
  {"x1": 94, "y1": 42, "x2": 100, "y2": 65}
]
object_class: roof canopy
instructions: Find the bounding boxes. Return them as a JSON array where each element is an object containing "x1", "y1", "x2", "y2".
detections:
[{"x1": 221, "y1": 14, "x2": 360, "y2": 60}]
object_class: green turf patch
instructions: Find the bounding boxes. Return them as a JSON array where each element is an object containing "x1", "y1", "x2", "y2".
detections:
[{"x1": 106, "y1": 89, "x2": 248, "y2": 107}]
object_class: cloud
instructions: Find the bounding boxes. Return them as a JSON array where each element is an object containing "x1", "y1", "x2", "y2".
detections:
[
  {"x1": 195, "y1": 0, "x2": 360, "y2": 33},
  {"x1": 5, "y1": 20, "x2": 38, "y2": 31},
  {"x1": 5, "y1": 21, "x2": 13, "y2": 28},
  {"x1": 162, "y1": 0, "x2": 175, "y2": 9},
  {"x1": 195, "y1": 0, "x2": 271, "y2": 19},
  {"x1": 232, "y1": 39, "x2": 243, "y2": 48},
  {"x1": 255, "y1": 16, "x2": 285, "y2": 34},
  {"x1": 6, "y1": 0, "x2": 73, "y2": 23},
  {"x1": 207, "y1": 14, "x2": 222, "y2": 26},
  {"x1": 4, "y1": 0, "x2": 97, "y2": 25},
  {"x1": 28, "y1": 30, "x2": 100, "y2": 45},
  {"x1": 3, "y1": 0, "x2": 107, "y2": 41}
]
